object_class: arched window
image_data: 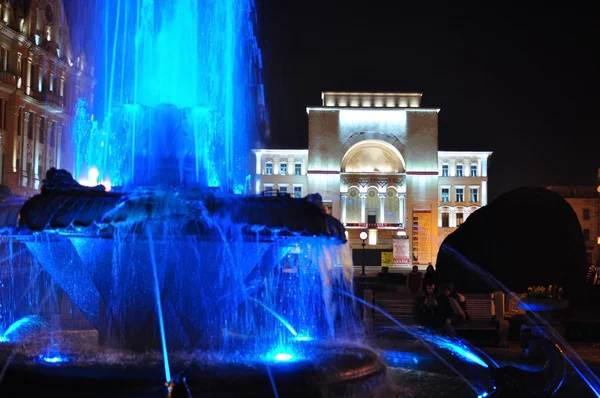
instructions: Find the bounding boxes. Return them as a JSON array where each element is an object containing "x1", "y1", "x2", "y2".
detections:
[
  {"x1": 346, "y1": 188, "x2": 361, "y2": 223},
  {"x1": 366, "y1": 188, "x2": 379, "y2": 223},
  {"x1": 384, "y1": 188, "x2": 399, "y2": 223}
]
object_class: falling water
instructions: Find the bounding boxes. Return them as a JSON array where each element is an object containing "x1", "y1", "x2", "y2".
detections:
[
  {"x1": 72, "y1": 0, "x2": 267, "y2": 190},
  {"x1": 146, "y1": 228, "x2": 171, "y2": 384}
]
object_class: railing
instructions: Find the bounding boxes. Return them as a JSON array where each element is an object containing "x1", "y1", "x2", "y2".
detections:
[
  {"x1": 48, "y1": 92, "x2": 64, "y2": 108},
  {"x1": 32, "y1": 91, "x2": 47, "y2": 102},
  {"x1": 0, "y1": 71, "x2": 16, "y2": 85},
  {"x1": 345, "y1": 223, "x2": 403, "y2": 229}
]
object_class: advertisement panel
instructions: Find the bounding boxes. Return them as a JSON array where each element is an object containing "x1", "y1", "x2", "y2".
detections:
[
  {"x1": 412, "y1": 210, "x2": 432, "y2": 265},
  {"x1": 393, "y1": 235, "x2": 410, "y2": 265}
]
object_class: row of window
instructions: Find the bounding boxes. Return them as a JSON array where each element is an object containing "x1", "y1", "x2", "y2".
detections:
[
  {"x1": 441, "y1": 187, "x2": 479, "y2": 203},
  {"x1": 441, "y1": 164, "x2": 478, "y2": 177},
  {"x1": 265, "y1": 161, "x2": 303, "y2": 175},
  {"x1": 440, "y1": 212, "x2": 466, "y2": 228},
  {"x1": 15, "y1": 108, "x2": 58, "y2": 146},
  {"x1": 264, "y1": 185, "x2": 303, "y2": 198}
]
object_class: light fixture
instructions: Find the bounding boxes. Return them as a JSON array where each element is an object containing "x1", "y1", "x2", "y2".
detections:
[{"x1": 359, "y1": 230, "x2": 368, "y2": 276}]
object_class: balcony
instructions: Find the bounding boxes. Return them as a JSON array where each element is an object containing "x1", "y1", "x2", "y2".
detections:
[
  {"x1": 0, "y1": 71, "x2": 16, "y2": 86},
  {"x1": 31, "y1": 91, "x2": 47, "y2": 102},
  {"x1": 345, "y1": 223, "x2": 403, "y2": 229},
  {"x1": 48, "y1": 92, "x2": 64, "y2": 108}
]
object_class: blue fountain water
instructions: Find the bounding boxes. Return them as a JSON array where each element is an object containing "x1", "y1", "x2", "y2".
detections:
[
  {"x1": 72, "y1": 0, "x2": 267, "y2": 190},
  {"x1": 440, "y1": 244, "x2": 600, "y2": 397}
]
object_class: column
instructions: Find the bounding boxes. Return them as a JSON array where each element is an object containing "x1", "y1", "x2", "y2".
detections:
[
  {"x1": 398, "y1": 193, "x2": 405, "y2": 227},
  {"x1": 34, "y1": 116, "x2": 41, "y2": 187},
  {"x1": 379, "y1": 193, "x2": 386, "y2": 224},
  {"x1": 360, "y1": 193, "x2": 367, "y2": 224},
  {"x1": 22, "y1": 112, "x2": 29, "y2": 186},
  {"x1": 56, "y1": 125, "x2": 62, "y2": 169},
  {"x1": 340, "y1": 193, "x2": 348, "y2": 224}
]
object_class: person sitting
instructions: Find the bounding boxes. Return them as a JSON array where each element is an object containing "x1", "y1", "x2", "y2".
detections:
[
  {"x1": 416, "y1": 283, "x2": 457, "y2": 336},
  {"x1": 416, "y1": 282, "x2": 438, "y2": 328},
  {"x1": 440, "y1": 283, "x2": 468, "y2": 325}
]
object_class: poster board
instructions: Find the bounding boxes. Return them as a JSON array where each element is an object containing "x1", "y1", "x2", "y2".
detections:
[
  {"x1": 393, "y1": 236, "x2": 410, "y2": 266},
  {"x1": 381, "y1": 252, "x2": 393, "y2": 267}
]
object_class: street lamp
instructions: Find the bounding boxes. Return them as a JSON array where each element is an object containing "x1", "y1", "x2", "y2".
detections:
[{"x1": 359, "y1": 230, "x2": 368, "y2": 276}]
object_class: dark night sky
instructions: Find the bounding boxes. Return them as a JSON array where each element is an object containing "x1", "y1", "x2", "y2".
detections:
[
  {"x1": 65, "y1": 2, "x2": 600, "y2": 200},
  {"x1": 255, "y1": 2, "x2": 600, "y2": 199}
]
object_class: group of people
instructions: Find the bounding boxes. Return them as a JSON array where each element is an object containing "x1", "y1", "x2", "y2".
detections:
[{"x1": 406, "y1": 264, "x2": 468, "y2": 336}]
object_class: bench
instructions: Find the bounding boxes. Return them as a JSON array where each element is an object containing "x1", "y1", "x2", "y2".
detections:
[{"x1": 367, "y1": 290, "x2": 508, "y2": 346}]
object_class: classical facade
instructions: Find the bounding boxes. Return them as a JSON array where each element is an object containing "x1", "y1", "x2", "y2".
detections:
[
  {"x1": 253, "y1": 92, "x2": 492, "y2": 272},
  {"x1": 0, "y1": 0, "x2": 94, "y2": 197}
]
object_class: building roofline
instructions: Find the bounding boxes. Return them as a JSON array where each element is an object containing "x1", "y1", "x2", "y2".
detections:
[
  {"x1": 322, "y1": 91, "x2": 423, "y2": 97},
  {"x1": 306, "y1": 107, "x2": 440, "y2": 113},
  {"x1": 252, "y1": 149, "x2": 309, "y2": 154},
  {"x1": 438, "y1": 150, "x2": 493, "y2": 156}
]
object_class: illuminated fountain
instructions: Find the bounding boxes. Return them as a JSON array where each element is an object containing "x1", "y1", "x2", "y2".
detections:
[{"x1": 0, "y1": 0, "x2": 575, "y2": 396}]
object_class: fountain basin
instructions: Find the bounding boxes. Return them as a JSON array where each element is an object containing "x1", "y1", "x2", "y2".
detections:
[{"x1": 0, "y1": 331, "x2": 386, "y2": 397}]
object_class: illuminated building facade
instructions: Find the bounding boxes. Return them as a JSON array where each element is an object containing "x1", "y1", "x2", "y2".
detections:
[
  {"x1": 0, "y1": 0, "x2": 94, "y2": 197},
  {"x1": 254, "y1": 92, "x2": 492, "y2": 272}
]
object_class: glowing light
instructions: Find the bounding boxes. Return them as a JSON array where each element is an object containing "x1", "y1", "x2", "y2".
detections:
[
  {"x1": 88, "y1": 167, "x2": 99, "y2": 183},
  {"x1": 294, "y1": 335, "x2": 312, "y2": 342},
  {"x1": 274, "y1": 353, "x2": 293, "y2": 361},
  {"x1": 39, "y1": 354, "x2": 69, "y2": 364}
]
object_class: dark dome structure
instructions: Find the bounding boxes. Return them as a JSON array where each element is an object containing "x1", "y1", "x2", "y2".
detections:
[{"x1": 436, "y1": 186, "x2": 588, "y2": 297}]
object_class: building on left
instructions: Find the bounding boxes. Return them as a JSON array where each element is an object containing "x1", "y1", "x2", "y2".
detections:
[{"x1": 0, "y1": 0, "x2": 94, "y2": 197}]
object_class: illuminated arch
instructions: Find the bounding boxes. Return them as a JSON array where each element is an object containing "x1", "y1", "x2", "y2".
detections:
[{"x1": 341, "y1": 140, "x2": 405, "y2": 173}]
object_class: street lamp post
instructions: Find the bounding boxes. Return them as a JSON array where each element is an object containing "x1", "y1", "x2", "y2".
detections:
[{"x1": 359, "y1": 230, "x2": 368, "y2": 276}]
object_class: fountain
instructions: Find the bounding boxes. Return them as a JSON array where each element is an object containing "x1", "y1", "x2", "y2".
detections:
[{"x1": 0, "y1": 0, "x2": 575, "y2": 396}]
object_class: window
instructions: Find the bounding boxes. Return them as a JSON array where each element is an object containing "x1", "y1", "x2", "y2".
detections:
[
  {"x1": 294, "y1": 163, "x2": 302, "y2": 175},
  {"x1": 367, "y1": 214, "x2": 377, "y2": 224},
  {"x1": 569, "y1": 188, "x2": 577, "y2": 197},
  {"x1": 0, "y1": 47, "x2": 8, "y2": 72},
  {"x1": 265, "y1": 162, "x2": 273, "y2": 175},
  {"x1": 294, "y1": 186, "x2": 302, "y2": 198},
  {"x1": 279, "y1": 162, "x2": 287, "y2": 175},
  {"x1": 583, "y1": 208, "x2": 590, "y2": 220},
  {"x1": 456, "y1": 164, "x2": 463, "y2": 177},
  {"x1": 264, "y1": 185, "x2": 274, "y2": 196},
  {"x1": 470, "y1": 164, "x2": 477, "y2": 177},
  {"x1": 470, "y1": 188, "x2": 479, "y2": 202},
  {"x1": 49, "y1": 122, "x2": 56, "y2": 147},
  {"x1": 456, "y1": 188, "x2": 464, "y2": 202},
  {"x1": 583, "y1": 229, "x2": 590, "y2": 241},
  {"x1": 442, "y1": 164, "x2": 449, "y2": 177},
  {"x1": 17, "y1": 108, "x2": 22, "y2": 136},
  {"x1": 441, "y1": 213, "x2": 449, "y2": 227},
  {"x1": 456, "y1": 213, "x2": 464, "y2": 227},
  {"x1": 279, "y1": 186, "x2": 287, "y2": 195},
  {"x1": 441, "y1": 188, "x2": 449, "y2": 202},
  {"x1": 39, "y1": 118, "x2": 45, "y2": 144},
  {"x1": 27, "y1": 112, "x2": 34, "y2": 139}
]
